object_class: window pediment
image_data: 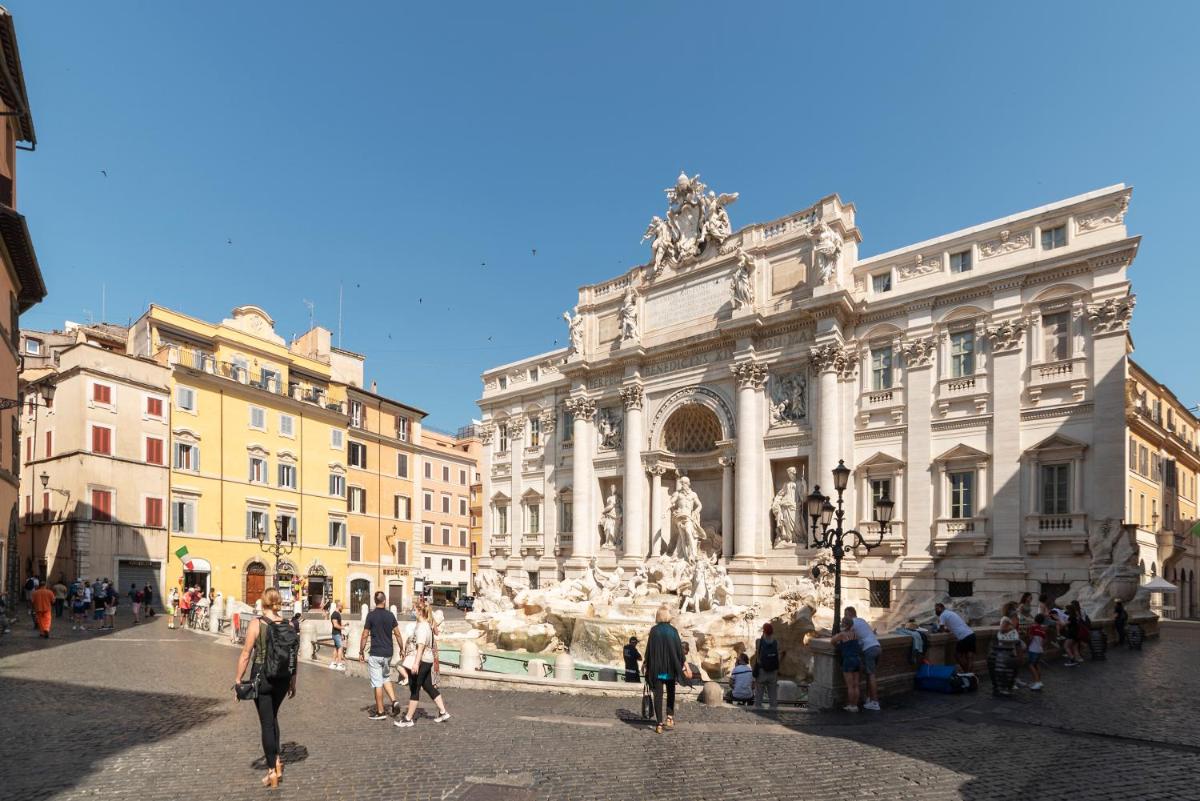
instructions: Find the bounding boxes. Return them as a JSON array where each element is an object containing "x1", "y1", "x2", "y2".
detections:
[
  {"x1": 855, "y1": 451, "x2": 906, "y2": 474},
  {"x1": 172, "y1": 428, "x2": 200, "y2": 442},
  {"x1": 1026, "y1": 433, "x2": 1088, "y2": 458},
  {"x1": 934, "y1": 443, "x2": 990, "y2": 464},
  {"x1": 247, "y1": 443, "x2": 269, "y2": 456},
  {"x1": 491, "y1": 490, "x2": 511, "y2": 503}
]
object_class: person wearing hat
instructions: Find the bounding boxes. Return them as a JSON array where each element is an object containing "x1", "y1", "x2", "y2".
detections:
[{"x1": 623, "y1": 636, "x2": 642, "y2": 683}]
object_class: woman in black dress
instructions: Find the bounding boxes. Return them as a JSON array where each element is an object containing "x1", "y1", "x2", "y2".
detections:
[{"x1": 642, "y1": 605, "x2": 686, "y2": 734}]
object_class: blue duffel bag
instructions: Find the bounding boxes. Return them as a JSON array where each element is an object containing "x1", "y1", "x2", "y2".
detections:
[{"x1": 915, "y1": 664, "x2": 962, "y2": 693}]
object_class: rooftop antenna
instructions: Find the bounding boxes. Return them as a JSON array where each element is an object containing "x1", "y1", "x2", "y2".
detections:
[
  {"x1": 101, "y1": 284, "x2": 106, "y2": 322},
  {"x1": 82, "y1": 308, "x2": 94, "y2": 325},
  {"x1": 302, "y1": 299, "x2": 315, "y2": 331},
  {"x1": 338, "y1": 282, "x2": 343, "y2": 349}
]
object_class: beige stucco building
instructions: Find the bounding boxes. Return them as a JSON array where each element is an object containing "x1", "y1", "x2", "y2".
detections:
[{"x1": 418, "y1": 427, "x2": 479, "y2": 603}]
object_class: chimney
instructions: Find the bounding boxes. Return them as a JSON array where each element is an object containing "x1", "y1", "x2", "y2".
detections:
[{"x1": 371, "y1": 380, "x2": 378, "y2": 393}]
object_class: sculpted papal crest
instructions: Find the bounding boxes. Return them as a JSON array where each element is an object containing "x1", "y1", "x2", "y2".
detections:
[{"x1": 642, "y1": 171, "x2": 738, "y2": 278}]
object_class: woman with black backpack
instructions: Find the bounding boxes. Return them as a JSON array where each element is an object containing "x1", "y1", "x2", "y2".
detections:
[{"x1": 235, "y1": 588, "x2": 298, "y2": 789}]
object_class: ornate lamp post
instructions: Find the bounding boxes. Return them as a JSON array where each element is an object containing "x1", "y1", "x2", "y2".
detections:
[
  {"x1": 256, "y1": 517, "x2": 295, "y2": 591},
  {"x1": 806, "y1": 459, "x2": 895, "y2": 632}
]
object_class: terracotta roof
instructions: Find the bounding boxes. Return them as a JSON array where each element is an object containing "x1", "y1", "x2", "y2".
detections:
[
  {"x1": 0, "y1": 204, "x2": 44, "y2": 310},
  {"x1": 0, "y1": 8, "x2": 35, "y2": 145}
]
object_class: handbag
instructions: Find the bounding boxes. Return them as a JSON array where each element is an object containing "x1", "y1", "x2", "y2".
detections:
[
  {"x1": 401, "y1": 629, "x2": 419, "y2": 673},
  {"x1": 430, "y1": 632, "x2": 442, "y2": 688},
  {"x1": 640, "y1": 680, "x2": 654, "y2": 720},
  {"x1": 235, "y1": 623, "x2": 267, "y2": 701}
]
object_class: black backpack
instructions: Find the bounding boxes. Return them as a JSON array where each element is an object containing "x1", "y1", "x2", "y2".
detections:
[
  {"x1": 258, "y1": 620, "x2": 299, "y2": 684},
  {"x1": 757, "y1": 638, "x2": 780, "y2": 673}
]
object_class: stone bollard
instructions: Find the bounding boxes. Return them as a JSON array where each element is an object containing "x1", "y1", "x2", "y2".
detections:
[
  {"x1": 698, "y1": 681, "x2": 724, "y2": 706},
  {"x1": 299, "y1": 623, "x2": 315, "y2": 661},
  {"x1": 208, "y1": 594, "x2": 223, "y2": 633},
  {"x1": 460, "y1": 638, "x2": 481, "y2": 672},
  {"x1": 527, "y1": 658, "x2": 547, "y2": 678},
  {"x1": 777, "y1": 680, "x2": 801, "y2": 704},
  {"x1": 361, "y1": 604, "x2": 369, "y2": 622},
  {"x1": 554, "y1": 651, "x2": 575, "y2": 681},
  {"x1": 343, "y1": 620, "x2": 358, "y2": 660}
]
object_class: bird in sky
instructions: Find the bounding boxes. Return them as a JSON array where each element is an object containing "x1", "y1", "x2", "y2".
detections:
[
  {"x1": 481, "y1": 261, "x2": 486, "y2": 267},
  {"x1": 487, "y1": 336, "x2": 492, "y2": 341},
  {"x1": 227, "y1": 238, "x2": 232, "y2": 245},
  {"x1": 532, "y1": 249, "x2": 537, "y2": 256},
  {"x1": 100, "y1": 170, "x2": 107, "y2": 177}
]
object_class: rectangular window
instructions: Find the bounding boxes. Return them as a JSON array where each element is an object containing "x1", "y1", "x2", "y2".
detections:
[
  {"x1": 90, "y1": 489, "x2": 113, "y2": 522},
  {"x1": 950, "y1": 250, "x2": 972, "y2": 273},
  {"x1": 498, "y1": 376, "x2": 507, "y2": 390},
  {"x1": 397, "y1": 416, "x2": 410, "y2": 441},
  {"x1": 249, "y1": 456, "x2": 267, "y2": 484},
  {"x1": 42, "y1": 491, "x2": 50, "y2": 522},
  {"x1": 25, "y1": 338, "x2": 41, "y2": 355},
  {"x1": 44, "y1": 430, "x2": 53, "y2": 457},
  {"x1": 529, "y1": 416, "x2": 541, "y2": 448},
  {"x1": 424, "y1": 525, "x2": 432, "y2": 544},
  {"x1": 529, "y1": 504, "x2": 540, "y2": 534},
  {"x1": 246, "y1": 508, "x2": 269, "y2": 540},
  {"x1": 1040, "y1": 463, "x2": 1071, "y2": 514},
  {"x1": 278, "y1": 463, "x2": 297, "y2": 489},
  {"x1": 395, "y1": 495, "x2": 411, "y2": 520},
  {"x1": 146, "y1": 396, "x2": 164, "y2": 418},
  {"x1": 350, "y1": 535, "x2": 362, "y2": 562},
  {"x1": 397, "y1": 541, "x2": 408, "y2": 564},
  {"x1": 1042, "y1": 311, "x2": 1070, "y2": 361},
  {"x1": 1139, "y1": 445, "x2": 1149, "y2": 477},
  {"x1": 249, "y1": 407, "x2": 266, "y2": 430},
  {"x1": 871, "y1": 347, "x2": 893, "y2": 391},
  {"x1": 441, "y1": 495, "x2": 450, "y2": 514},
  {"x1": 949, "y1": 471, "x2": 974, "y2": 518},
  {"x1": 280, "y1": 414, "x2": 295, "y2": 437},
  {"x1": 529, "y1": 367, "x2": 538, "y2": 382},
  {"x1": 146, "y1": 437, "x2": 165, "y2": 466},
  {"x1": 398, "y1": 453, "x2": 409, "y2": 478},
  {"x1": 349, "y1": 486, "x2": 366, "y2": 514},
  {"x1": 176, "y1": 386, "x2": 196, "y2": 412},
  {"x1": 459, "y1": 497, "x2": 468, "y2": 516},
  {"x1": 562, "y1": 411, "x2": 574, "y2": 442},
  {"x1": 25, "y1": 435, "x2": 31, "y2": 463},
  {"x1": 1128, "y1": 437, "x2": 1137, "y2": 471},
  {"x1": 498, "y1": 506, "x2": 508, "y2": 536},
  {"x1": 171, "y1": 499, "x2": 195, "y2": 534},
  {"x1": 870, "y1": 478, "x2": 892, "y2": 506},
  {"x1": 949, "y1": 331, "x2": 975, "y2": 378},
  {"x1": 277, "y1": 514, "x2": 297, "y2": 543},
  {"x1": 560, "y1": 502, "x2": 573, "y2": 533},
  {"x1": 91, "y1": 425, "x2": 113, "y2": 455},
  {"x1": 442, "y1": 465, "x2": 450, "y2": 482},
  {"x1": 92, "y1": 382, "x2": 113, "y2": 405},
  {"x1": 460, "y1": 559, "x2": 467, "y2": 572},
  {"x1": 1041, "y1": 224, "x2": 1067, "y2": 250},
  {"x1": 459, "y1": 529, "x2": 467, "y2": 547},
  {"x1": 442, "y1": 526, "x2": 451, "y2": 546},
  {"x1": 471, "y1": 542, "x2": 478, "y2": 556},
  {"x1": 348, "y1": 441, "x2": 367, "y2": 468},
  {"x1": 145, "y1": 497, "x2": 164, "y2": 528},
  {"x1": 425, "y1": 461, "x2": 433, "y2": 479},
  {"x1": 460, "y1": 469, "x2": 467, "y2": 485},
  {"x1": 872, "y1": 272, "x2": 892, "y2": 294},
  {"x1": 329, "y1": 473, "x2": 346, "y2": 497},
  {"x1": 329, "y1": 519, "x2": 347, "y2": 547},
  {"x1": 1151, "y1": 453, "x2": 1161, "y2": 482},
  {"x1": 424, "y1": 492, "x2": 432, "y2": 511},
  {"x1": 441, "y1": 558, "x2": 452, "y2": 572},
  {"x1": 499, "y1": 425, "x2": 509, "y2": 453},
  {"x1": 331, "y1": 429, "x2": 344, "y2": 449},
  {"x1": 350, "y1": 400, "x2": 364, "y2": 428},
  {"x1": 948, "y1": 580, "x2": 974, "y2": 598},
  {"x1": 868, "y1": 579, "x2": 891, "y2": 609},
  {"x1": 424, "y1": 556, "x2": 432, "y2": 570}
]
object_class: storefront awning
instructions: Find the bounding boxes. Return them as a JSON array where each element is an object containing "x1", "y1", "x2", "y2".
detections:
[{"x1": 182, "y1": 557, "x2": 211, "y2": 573}]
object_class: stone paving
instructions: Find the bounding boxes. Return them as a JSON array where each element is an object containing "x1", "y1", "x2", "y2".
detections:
[{"x1": 1, "y1": 613, "x2": 1198, "y2": 801}]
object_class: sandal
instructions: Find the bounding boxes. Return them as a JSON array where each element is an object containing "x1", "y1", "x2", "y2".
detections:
[
  {"x1": 262, "y1": 769, "x2": 278, "y2": 789},
  {"x1": 665, "y1": 716, "x2": 674, "y2": 730},
  {"x1": 654, "y1": 724, "x2": 664, "y2": 734}
]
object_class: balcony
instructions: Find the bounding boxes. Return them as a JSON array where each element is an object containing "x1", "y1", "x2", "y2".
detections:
[
  {"x1": 156, "y1": 345, "x2": 345, "y2": 414},
  {"x1": 489, "y1": 534, "x2": 511, "y2": 557},
  {"x1": 936, "y1": 372, "x2": 990, "y2": 416},
  {"x1": 554, "y1": 532, "x2": 573, "y2": 556},
  {"x1": 520, "y1": 533, "x2": 546, "y2": 557},
  {"x1": 1024, "y1": 513, "x2": 1088, "y2": 554},
  {"x1": 1027, "y1": 357, "x2": 1088, "y2": 404},
  {"x1": 854, "y1": 522, "x2": 905, "y2": 557},
  {"x1": 932, "y1": 518, "x2": 989, "y2": 556},
  {"x1": 858, "y1": 386, "x2": 905, "y2": 427}
]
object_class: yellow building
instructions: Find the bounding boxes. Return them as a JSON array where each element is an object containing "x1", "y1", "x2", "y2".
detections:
[
  {"x1": 128, "y1": 305, "x2": 360, "y2": 610},
  {"x1": 345, "y1": 384, "x2": 424, "y2": 615},
  {"x1": 1126, "y1": 359, "x2": 1200, "y2": 618}
]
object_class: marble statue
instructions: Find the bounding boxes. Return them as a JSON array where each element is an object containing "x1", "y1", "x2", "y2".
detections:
[
  {"x1": 669, "y1": 476, "x2": 703, "y2": 561},
  {"x1": 771, "y1": 466, "x2": 804, "y2": 545},
  {"x1": 813, "y1": 220, "x2": 843, "y2": 284},
  {"x1": 713, "y1": 563, "x2": 734, "y2": 606},
  {"x1": 619, "y1": 287, "x2": 639, "y2": 342},
  {"x1": 769, "y1": 371, "x2": 807, "y2": 425},
  {"x1": 627, "y1": 564, "x2": 649, "y2": 599},
  {"x1": 641, "y1": 216, "x2": 676, "y2": 277},
  {"x1": 598, "y1": 483, "x2": 622, "y2": 549},
  {"x1": 732, "y1": 250, "x2": 754, "y2": 309},
  {"x1": 702, "y1": 190, "x2": 736, "y2": 243},
  {"x1": 679, "y1": 560, "x2": 707, "y2": 613},
  {"x1": 597, "y1": 408, "x2": 621, "y2": 449},
  {"x1": 563, "y1": 310, "x2": 584, "y2": 355},
  {"x1": 643, "y1": 171, "x2": 739, "y2": 275}
]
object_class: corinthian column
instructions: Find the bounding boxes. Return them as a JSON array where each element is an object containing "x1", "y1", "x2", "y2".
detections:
[
  {"x1": 810, "y1": 343, "x2": 847, "y2": 499},
  {"x1": 620, "y1": 384, "x2": 645, "y2": 561},
  {"x1": 566, "y1": 395, "x2": 596, "y2": 562},
  {"x1": 719, "y1": 455, "x2": 735, "y2": 562},
  {"x1": 732, "y1": 360, "x2": 767, "y2": 559}
]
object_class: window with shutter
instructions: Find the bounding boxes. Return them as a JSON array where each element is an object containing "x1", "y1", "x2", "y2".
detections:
[
  {"x1": 350, "y1": 535, "x2": 361, "y2": 562},
  {"x1": 397, "y1": 541, "x2": 408, "y2": 564},
  {"x1": 442, "y1": 527, "x2": 451, "y2": 546},
  {"x1": 91, "y1": 489, "x2": 113, "y2": 522},
  {"x1": 146, "y1": 437, "x2": 164, "y2": 465},
  {"x1": 147, "y1": 396, "x2": 164, "y2": 417},
  {"x1": 91, "y1": 425, "x2": 113, "y2": 455},
  {"x1": 145, "y1": 497, "x2": 164, "y2": 528},
  {"x1": 398, "y1": 453, "x2": 408, "y2": 477},
  {"x1": 424, "y1": 526, "x2": 432, "y2": 544},
  {"x1": 93, "y1": 383, "x2": 112, "y2": 405}
]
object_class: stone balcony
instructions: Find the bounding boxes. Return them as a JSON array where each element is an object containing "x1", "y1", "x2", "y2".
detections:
[
  {"x1": 554, "y1": 533, "x2": 573, "y2": 556},
  {"x1": 489, "y1": 535, "x2": 511, "y2": 557},
  {"x1": 858, "y1": 386, "x2": 905, "y2": 426},
  {"x1": 932, "y1": 517, "x2": 989, "y2": 556},
  {"x1": 935, "y1": 372, "x2": 990, "y2": 416},
  {"x1": 853, "y1": 521, "x2": 905, "y2": 557},
  {"x1": 520, "y1": 533, "x2": 546, "y2": 557},
  {"x1": 1024, "y1": 513, "x2": 1088, "y2": 554},
  {"x1": 1027, "y1": 356, "x2": 1088, "y2": 404}
]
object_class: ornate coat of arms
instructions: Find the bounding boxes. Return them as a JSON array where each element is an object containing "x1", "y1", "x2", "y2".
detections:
[{"x1": 642, "y1": 171, "x2": 738, "y2": 277}]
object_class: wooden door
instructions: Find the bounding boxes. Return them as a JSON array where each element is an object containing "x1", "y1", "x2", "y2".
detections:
[{"x1": 245, "y1": 564, "x2": 266, "y2": 606}]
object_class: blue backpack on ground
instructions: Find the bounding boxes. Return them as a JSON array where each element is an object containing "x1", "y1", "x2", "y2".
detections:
[{"x1": 915, "y1": 664, "x2": 975, "y2": 694}]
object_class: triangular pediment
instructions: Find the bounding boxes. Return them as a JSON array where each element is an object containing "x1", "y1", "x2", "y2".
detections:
[
  {"x1": 490, "y1": 490, "x2": 511, "y2": 503},
  {"x1": 855, "y1": 451, "x2": 906, "y2": 472},
  {"x1": 1027, "y1": 433, "x2": 1088, "y2": 454},
  {"x1": 934, "y1": 443, "x2": 990, "y2": 463},
  {"x1": 521, "y1": 487, "x2": 543, "y2": 500}
]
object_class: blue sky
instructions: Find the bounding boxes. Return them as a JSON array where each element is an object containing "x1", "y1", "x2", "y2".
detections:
[{"x1": 7, "y1": 2, "x2": 1199, "y2": 426}]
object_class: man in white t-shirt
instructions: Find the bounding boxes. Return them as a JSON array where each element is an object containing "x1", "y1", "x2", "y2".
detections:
[
  {"x1": 934, "y1": 603, "x2": 977, "y2": 673},
  {"x1": 830, "y1": 607, "x2": 883, "y2": 711}
]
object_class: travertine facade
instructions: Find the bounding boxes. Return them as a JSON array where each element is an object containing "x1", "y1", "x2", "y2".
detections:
[{"x1": 479, "y1": 175, "x2": 1155, "y2": 614}]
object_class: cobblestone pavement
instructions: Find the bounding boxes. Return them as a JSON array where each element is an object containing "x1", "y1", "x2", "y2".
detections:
[{"x1": 1, "y1": 615, "x2": 1198, "y2": 801}]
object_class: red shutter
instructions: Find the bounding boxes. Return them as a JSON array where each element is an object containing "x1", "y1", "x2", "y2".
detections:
[
  {"x1": 147, "y1": 397, "x2": 163, "y2": 417},
  {"x1": 147, "y1": 438, "x2": 164, "y2": 465},
  {"x1": 145, "y1": 497, "x2": 163, "y2": 527},
  {"x1": 44, "y1": 430, "x2": 52, "y2": 457},
  {"x1": 92, "y1": 426, "x2": 112, "y2": 454},
  {"x1": 42, "y1": 491, "x2": 50, "y2": 521},
  {"x1": 93, "y1": 384, "x2": 111, "y2": 404},
  {"x1": 92, "y1": 490, "x2": 112, "y2": 522},
  {"x1": 25, "y1": 436, "x2": 31, "y2": 462}
]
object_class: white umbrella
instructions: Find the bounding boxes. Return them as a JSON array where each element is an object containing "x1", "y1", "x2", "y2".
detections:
[{"x1": 1142, "y1": 576, "x2": 1178, "y2": 592}]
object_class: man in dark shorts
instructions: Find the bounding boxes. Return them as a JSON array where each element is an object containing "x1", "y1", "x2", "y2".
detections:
[
  {"x1": 935, "y1": 602, "x2": 976, "y2": 673},
  {"x1": 329, "y1": 601, "x2": 346, "y2": 671},
  {"x1": 359, "y1": 591, "x2": 404, "y2": 720}
]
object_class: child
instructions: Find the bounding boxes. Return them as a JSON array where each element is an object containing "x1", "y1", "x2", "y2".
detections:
[
  {"x1": 832, "y1": 617, "x2": 863, "y2": 712},
  {"x1": 1026, "y1": 614, "x2": 1046, "y2": 690}
]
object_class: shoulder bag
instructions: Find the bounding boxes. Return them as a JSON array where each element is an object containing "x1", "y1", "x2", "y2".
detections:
[
  {"x1": 430, "y1": 629, "x2": 442, "y2": 688},
  {"x1": 235, "y1": 621, "x2": 267, "y2": 701},
  {"x1": 641, "y1": 679, "x2": 655, "y2": 720}
]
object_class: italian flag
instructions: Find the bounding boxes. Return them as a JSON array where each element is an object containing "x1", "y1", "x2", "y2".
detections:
[{"x1": 175, "y1": 545, "x2": 195, "y2": 570}]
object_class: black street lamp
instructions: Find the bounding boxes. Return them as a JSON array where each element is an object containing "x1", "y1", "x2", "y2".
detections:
[
  {"x1": 806, "y1": 459, "x2": 895, "y2": 633},
  {"x1": 256, "y1": 516, "x2": 295, "y2": 591}
]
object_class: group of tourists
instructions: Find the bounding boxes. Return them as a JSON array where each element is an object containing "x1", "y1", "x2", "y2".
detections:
[
  {"x1": 18, "y1": 575, "x2": 157, "y2": 638},
  {"x1": 167, "y1": 585, "x2": 210, "y2": 630}
]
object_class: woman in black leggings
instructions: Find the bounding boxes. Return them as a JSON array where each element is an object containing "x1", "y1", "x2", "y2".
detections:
[
  {"x1": 394, "y1": 601, "x2": 450, "y2": 727},
  {"x1": 235, "y1": 588, "x2": 296, "y2": 788}
]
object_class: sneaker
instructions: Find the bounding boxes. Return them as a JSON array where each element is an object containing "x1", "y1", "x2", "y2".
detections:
[
  {"x1": 337, "y1": 663, "x2": 347, "y2": 671},
  {"x1": 1030, "y1": 682, "x2": 1043, "y2": 691},
  {"x1": 1064, "y1": 661, "x2": 1078, "y2": 668},
  {"x1": 842, "y1": 705, "x2": 859, "y2": 713},
  {"x1": 368, "y1": 710, "x2": 389, "y2": 721},
  {"x1": 327, "y1": 662, "x2": 338, "y2": 670},
  {"x1": 434, "y1": 712, "x2": 451, "y2": 723},
  {"x1": 391, "y1": 701, "x2": 403, "y2": 717},
  {"x1": 394, "y1": 717, "x2": 414, "y2": 728},
  {"x1": 863, "y1": 700, "x2": 881, "y2": 712}
]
